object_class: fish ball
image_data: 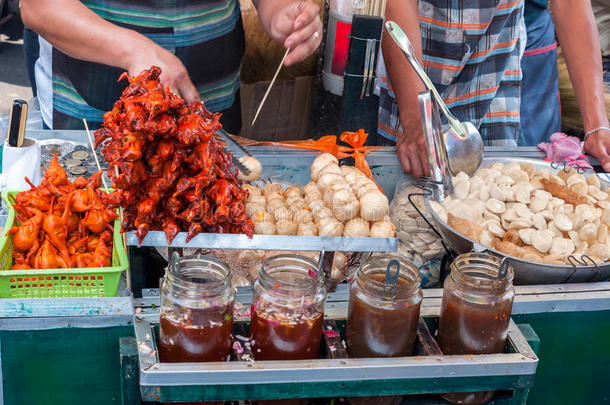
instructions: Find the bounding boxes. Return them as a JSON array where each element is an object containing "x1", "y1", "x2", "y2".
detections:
[
  {"x1": 343, "y1": 218, "x2": 370, "y2": 237},
  {"x1": 237, "y1": 156, "x2": 262, "y2": 182}
]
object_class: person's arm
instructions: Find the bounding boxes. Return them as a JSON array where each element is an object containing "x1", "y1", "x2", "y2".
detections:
[
  {"x1": 20, "y1": 0, "x2": 200, "y2": 103},
  {"x1": 382, "y1": 0, "x2": 429, "y2": 178},
  {"x1": 551, "y1": 0, "x2": 610, "y2": 171},
  {"x1": 253, "y1": 0, "x2": 323, "y2": 66}
]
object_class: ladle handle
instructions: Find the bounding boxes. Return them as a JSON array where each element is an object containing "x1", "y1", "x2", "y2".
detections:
[
  {"x1": 384, "y1": 21, "x2": 462, "y2": 127},
  {"x1": 385, "y1": 259, "x2": 400, "y2": 286}
]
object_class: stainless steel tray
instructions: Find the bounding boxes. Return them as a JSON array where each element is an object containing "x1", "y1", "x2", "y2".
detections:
[
  {"x1": 126, "y1": 232, "x2": 397, "y2": 252},
  {"x1": 126, "y1": 178, "x2": 398, "y2": 252},
  {"x1": 133, "y1": 313, "x2": 537, "y2": 392},
  {"x1": 426, "y1": 157, "x2": 610, "y2": 284}
]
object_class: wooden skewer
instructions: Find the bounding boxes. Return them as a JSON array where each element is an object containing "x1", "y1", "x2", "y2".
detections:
[
  {"x1": 83, "y1": 118, "x2": 131, "y2": 291},
  {"x1": 251, "y1": 48, "x2": 290, "y2": 127},
  {"x1": 83, "y1": 119, "x2": 109, "y2": 192}
]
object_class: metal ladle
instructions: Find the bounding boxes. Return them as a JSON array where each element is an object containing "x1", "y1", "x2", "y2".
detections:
[{"x1": 385, "y1": 21, "x2": 484, "y2": 176}]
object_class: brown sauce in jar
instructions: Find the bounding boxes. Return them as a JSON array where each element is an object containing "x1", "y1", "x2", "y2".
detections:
[
  {"x1": 250, "y1": 306, "x2": 323, "y2": 361},
  {"x1": 159, "y1": 305, "x2": 233, "y2": 363},
  {"x1": 346, "y1": 274, "x2": 421, "y2": 358},
  {"x1": 437, "y1": 253, "x2": 515, "y2": 405},
  {"x1": 437, "y1": 293, "x2": 511, "y2": 355}
]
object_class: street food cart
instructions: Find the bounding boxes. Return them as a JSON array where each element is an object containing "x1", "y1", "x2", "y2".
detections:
[{"x1": 0, "y1": 129, "x2": 607, "y2": 405}]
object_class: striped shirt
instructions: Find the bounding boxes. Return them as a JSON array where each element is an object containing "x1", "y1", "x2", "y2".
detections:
[
  {"x1": 377, "y1": 0, "x2": 526, "y2": 146},
  {"x1": 35, "y1": 0, "x2": 245, "y2": 132}
]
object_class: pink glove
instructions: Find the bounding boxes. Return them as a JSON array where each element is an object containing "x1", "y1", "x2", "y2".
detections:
[{"x1": 538, "y1": 132, "x2": 593, "y2": 171}]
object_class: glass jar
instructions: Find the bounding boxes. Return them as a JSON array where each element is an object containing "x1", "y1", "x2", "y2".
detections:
[
  {"x1": 346, "y1": 254, "x2": 423, "y2": 358},
  {"x1": 158, "y1": 253, "x2": 235, "y2": 363},
  {"x1": 438, "y1": 253, "x2": 515, "y2": 405},
  {"x1": 250, "y1": 254, "x2": 326, "y2": 361}
]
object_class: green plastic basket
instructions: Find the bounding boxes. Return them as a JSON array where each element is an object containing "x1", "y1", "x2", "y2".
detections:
[{"x1": 0, "y1": 190, "x2": 128, "y2": 298}]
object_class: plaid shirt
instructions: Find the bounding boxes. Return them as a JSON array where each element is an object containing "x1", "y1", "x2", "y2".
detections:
[
  {"x1": 37, "y1": 0, "x2": 245, "y2": 132},
  {"x1": 378, "y1": 0, "x2": 526, "y2": 146}
]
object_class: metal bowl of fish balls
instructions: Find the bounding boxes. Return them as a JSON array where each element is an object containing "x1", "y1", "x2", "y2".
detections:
[{"x1": 425, "y1": 157, "x2": 610, "y2": 284}]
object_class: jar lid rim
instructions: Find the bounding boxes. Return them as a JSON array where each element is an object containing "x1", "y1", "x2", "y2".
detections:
[
  {"x1": 169, "y1": 253, "x2": 232, "y2": 288},
  {"x1": 259, "y1": 254, "x2": 324, "y2": 290},
  {"x1": 451, "y1": 253, "x2": 514, "y2": 282},
  {"x1": 357, "y1": 254, "x2": 422, "y2": 293}
]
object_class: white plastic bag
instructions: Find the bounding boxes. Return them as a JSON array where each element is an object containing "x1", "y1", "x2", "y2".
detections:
[{"x1": 2, "y1": 137, "x2": 42, "y2": 190}]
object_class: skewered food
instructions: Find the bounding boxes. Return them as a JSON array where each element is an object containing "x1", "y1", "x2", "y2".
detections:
[
  {"x1": 94, "y1": 66, "x2": 253, "y2": 243},
  {"x1": 7, "y1": 156, "x2": 118, "y2": 269}
]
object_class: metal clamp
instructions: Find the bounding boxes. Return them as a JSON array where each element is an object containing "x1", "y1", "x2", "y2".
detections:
[
  {"x1": 406, "y1": 180, "x2": 451, "y2": 257},
  {"x1": 565, "y1": 254, "x2": 602, "y2": 283},
  {"x1": 550, "y1": 160, "x2": 586, "y2": 174}
]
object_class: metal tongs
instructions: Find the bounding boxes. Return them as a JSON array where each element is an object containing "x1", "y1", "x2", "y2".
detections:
[
  {"x1": 418, "y1": 90, "x2": 453, "y2": 200},
  {"x1": 385, "y1": 21, "x2": 483, "y2": 176},
  {"x1": 215, "y1": 128, "x2": 253, "y2": 176}
]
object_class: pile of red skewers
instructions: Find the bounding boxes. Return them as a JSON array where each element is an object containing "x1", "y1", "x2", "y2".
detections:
[{"x1": 94, "y1": 66, "x2": 254, "y2": 243}]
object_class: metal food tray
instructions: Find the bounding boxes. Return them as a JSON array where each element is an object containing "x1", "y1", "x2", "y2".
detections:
[
  {"x1": 126, "y1": 232, "x2": 397, "y2": 252},
  {"x1": 26, "y1": 131, "x2": 398, "y2": 253},
  {"x1": 426, "y1": 157, "x2": 610, "y2": 284},
  {"x1": 126, "y1": 180, "x2": 398, "y2": 252},
  {"x1": 131, "y1": 309, "x2": 537, "y2": 402}
]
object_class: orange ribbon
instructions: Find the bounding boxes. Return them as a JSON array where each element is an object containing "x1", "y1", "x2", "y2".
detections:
[{"x1": 231, "y1": 129, "x2": 384, "y2": 182}]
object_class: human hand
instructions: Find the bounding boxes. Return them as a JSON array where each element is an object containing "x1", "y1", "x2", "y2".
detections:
[
  {"x1": 126, "y1": 39, "x2": 200, "y2": 104},
  {"x1": 396, "y1": 123, "x2": 430, "y2": 179},
  {"x1": 266, "y1": 0, "x2": 323, "y2": 66},
  {"x1": 584, "y1": 128, "x2": 610, "y2": 172}
]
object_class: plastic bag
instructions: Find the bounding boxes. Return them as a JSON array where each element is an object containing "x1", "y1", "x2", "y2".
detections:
[
  {"x1": 228, "y1": 129, "x2": 385, "y2": 186},
  {"x1": 389, "y1": 180, "x2": 444, "y2": 287}
]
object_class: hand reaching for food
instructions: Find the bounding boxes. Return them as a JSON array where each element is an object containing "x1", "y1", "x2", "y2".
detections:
[{"x1": 126, "y1": 40, "x2": 200, "y2": 104}]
